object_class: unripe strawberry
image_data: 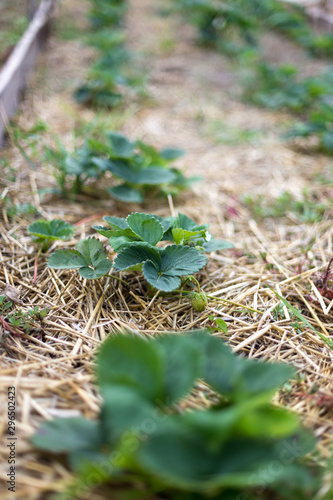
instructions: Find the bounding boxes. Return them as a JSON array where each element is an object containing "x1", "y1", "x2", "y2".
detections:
[{"x1": 191, "y1": 292, "x2": 207, "y2": 312}]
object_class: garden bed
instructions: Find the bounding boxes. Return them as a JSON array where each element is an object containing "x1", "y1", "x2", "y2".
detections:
[{"x1": 0, "y1": 0, "x2": 333, "y2": 498}]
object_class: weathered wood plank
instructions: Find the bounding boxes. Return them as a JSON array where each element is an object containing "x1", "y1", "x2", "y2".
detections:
[{"x1": 0, "y1": 0, "x2": 55, "y2": 148}]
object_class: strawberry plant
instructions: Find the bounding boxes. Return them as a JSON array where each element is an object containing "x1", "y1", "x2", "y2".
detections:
[
  {"x1": 285, "y1": 104, "x2": 333, "y2": 155},
  {"x1": 28, "y1": 219, "x2": 75, "y2": 252},
  {"x1": 74, "y1": 0, "x2": 144, "y2": 108},
  {"x1": 243, "y1": 190, "x2": 328, "y2": 223},
  {"x1": 47, "y1": 212, "x2": 233, "y2": 292},
  {"x1": 170, "y1": 0, "x2": 333, "y2": 58},
  {"x1": 93, "y1": 212, "x2": 233, "y2": 252},
  {"x1": 97, "y1": 132, "x2": 199, "y2": 202},
  {"x1": 93, "y1": 211, "x2": 233, "y2": 292},
  {"x1": 44, "y1": 138, "x2": 108, "y2": 197},
  {"x1": 31, "y1": 330, "x2": 320, "y2": 500},
  {"x1": 44, "y1": 132, "x2": 197, "y2": 202},
  {"x1": 243, "y1": 62, "x2": 333, "y2": 113}
]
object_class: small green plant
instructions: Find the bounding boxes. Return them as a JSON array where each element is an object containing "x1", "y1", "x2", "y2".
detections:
[
  {"x1": 44, "y1": 132, "x2": 197, "y2": 202},
  {"x1": 243, "y1": 190, "x2": 327, "y2": 223},
  {"x1": 28, "y1": 219, "x2": 75, "y2": 252},
  {"x1": 48, "y1": 212, "x2": 233, "y2": 292},
  {"x1": 170, "y1": 0, "x2": 333, "y2": 58},
  {"x1": 208, "y1": 314, "x2": 229, "y2": 334},
  {"x1": 31, "y1": 330, "x2": 320, "y2": 499},
  {"x1": 285, "y1": 104, "x2": 333, "y2": 155},
  {"x1": 44, "y1": 138, "x2": 108, "y2": 197},
  {"x1": 95, "y1": 132, "x2": 200, "y2": 202},
  {"x1": 243, "y1": 63, "x2": 333, "y2": 113},
  {"x1": 0, "y1": 295, "x2": 48, "y2": 338},
  {"x1": 74, "y1": 0, "x2": 144, "y2": 108}
]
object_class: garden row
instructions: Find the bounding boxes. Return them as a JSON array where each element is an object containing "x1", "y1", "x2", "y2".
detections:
[{"x1": 2, "y1": 0, "x2": 333, "y2": 499}]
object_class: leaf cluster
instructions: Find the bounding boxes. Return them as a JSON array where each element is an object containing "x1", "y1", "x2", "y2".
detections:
[
  {"x1": 47, "y1": 212, "x2": 233, "y2": 291},
  {"x1": 171, "y1": 0, "x2": 333, "y2": 58},
  {"x1": 244, "y1": 63, "x2": 333, "y2": 114},
  {"x1": 0, "y1": 295, "x2": 49, "y2": 336},
  {"x1": 96, "y1": 132, "x2": 199, "y2": 202},
  {"x1": 243, "y1": 191, "x2": 327, "y2": 224},
  {"x1": 27, "y1": 219, "x2": 75, "y2": 252},
  {"x1": 285, "y1": 104, "x2": 333, "y2": 155},
  {"x1": 93, "y1": 211, "x2": 233, "y2": 291},
  {"x1": 31, "y1": 330, "x2": 319, "y2": 499},
  {"x1": 44, "y1": 132, "x2": 198, "y2": 201},
  {"x1": 74, "y1": 0, "x2": 143, "y2": 108}
]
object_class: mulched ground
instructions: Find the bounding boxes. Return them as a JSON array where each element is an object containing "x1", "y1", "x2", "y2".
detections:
[{"x1": 0, "y1": 0, "x2": 333, "y2": 498}]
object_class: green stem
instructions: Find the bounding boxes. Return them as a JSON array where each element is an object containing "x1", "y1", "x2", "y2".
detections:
[{"x1": 173, "y1": 289, "x2": 262, "y2": 314}]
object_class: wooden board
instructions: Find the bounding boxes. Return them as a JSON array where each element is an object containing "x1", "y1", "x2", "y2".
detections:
[{"x1": 0, "y1": 0, "x2": 55, "y2": 148}]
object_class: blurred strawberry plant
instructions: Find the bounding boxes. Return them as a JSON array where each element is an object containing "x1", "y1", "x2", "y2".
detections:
[
  {"x1": 285, "y1": 104, "x2": 333, "y2": 155},
  {"x1": 44, "y1": 132, "x2": 199, "y2": 202},
  {"x1": 74, "y1": 0, "x2": 144, "y2": 108},
  {"x1": 243, "y1": 190, "x2": 328, "y2": 224},
  {"x1": 243, "y1": 63, "x2": 333, "y2": 113},
  {"x1": 94, "y1": 132, "x2": 200, "y2": 202},
  {"x1": 170, "y1": 0, "x2": 333, "y2": 58},
  {"x1": 31, "y1": 330, "x2": 320, "y2": 500}
]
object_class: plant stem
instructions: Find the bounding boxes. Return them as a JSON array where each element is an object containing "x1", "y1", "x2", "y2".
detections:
[{"x1": 173, "y1": 289, "x2": 262, "y2": 314}]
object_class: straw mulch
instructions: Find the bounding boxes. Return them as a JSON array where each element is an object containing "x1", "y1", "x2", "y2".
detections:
[{"x1": 0, "y1": 0, "x2": 333, "y2": 498}]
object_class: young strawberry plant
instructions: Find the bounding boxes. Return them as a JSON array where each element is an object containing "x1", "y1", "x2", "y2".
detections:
[
  {"x1": 170, "y1": 0, "x2": 333, "y2": 58},
  {"x1": 0, "y1": 295, "x2": 49, "y2": 339},
  {"x1": 47, "y1": 212, "x2": 233, "y2": 293},
  {"x1": 31, "y1": 330, "x2": 320, "y2": 500},
  {"x1": 74, "y1": 0, "x2": 144, "y2": 108},
  {"x1": 44, "y1": 138, "x2": 109, "y2": 198},
  {"x1": 44, "y1": 132, "x2": 197, "y2": 202},
  {"x1": 285, "y1": 104, "x2": 333, "y2": 155},
  {"x1": 93, "y1": 211, "x2": 233, "y2": 291},
  {"x1": 243, "y1": 62, "x2": 333, "y2": 113},
  {"x1": 28, "y1": 219, "x2": 75, "y2": 253},
  {"x1": 94, "y1": 131, "x2": 200, "y2": 203}
]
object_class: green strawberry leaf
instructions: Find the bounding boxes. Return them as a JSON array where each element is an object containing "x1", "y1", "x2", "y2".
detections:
[
  {"x1": 91, "y1": 225, "x2": 114, "y2": 238},
  {"x1": 31, "y1": 417, "x2": 102, "y2": 453},
  {"x1": 135, "y1": 167, "x2": 177, "y2": 185},
  {"x1": 202, "y1": 238, "x2": 234, "y2": 253},
  {"x1": 155, "y1": 334, "x2": 202, "y2": 404},
  {"x1": 109, "y1": 229, "x2": 142, "y2": 252},
  {"x1": 158, "y1": 245, "x2": 208, "y2": 277},
  {"x1": 126, "y1": 213, "x2": 164, "y2": 246},
  {"x1": 143, "y1": 261, "x2": 181, "y2": 292},
  {"x1": 100, "y1": 386, "x2": 156, "y2": 445},
  {"x1": 47, "y1": 249, "x2": 87, "y2": 269},
  {"x1": 107, "y1": 185, "x2": 144, "y2": 203},
  {"x1": 114, "y1": 244, "x2": 161, "y2": 271},
  {"x1": 143, "y1": 245, "x2": 208, "y2": 292},
  {"x1": 97, "y1": 333, "x2": 164, "y2": 403},
  {"x1": 103, "y1": 216, "x2": 129, "y2": 230},
  {"x1": 48, "y1": 237, "x2": 112, "y2": 279},
  {"x1": 160, "y1": 148, "x2": 185, "y2": 160},
  {"x1": 107, "y1": 131, "x2": 136, "y2": 158},
  {"x1": 28, "y1": 219, "x2": 74, "y2": 243}
]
